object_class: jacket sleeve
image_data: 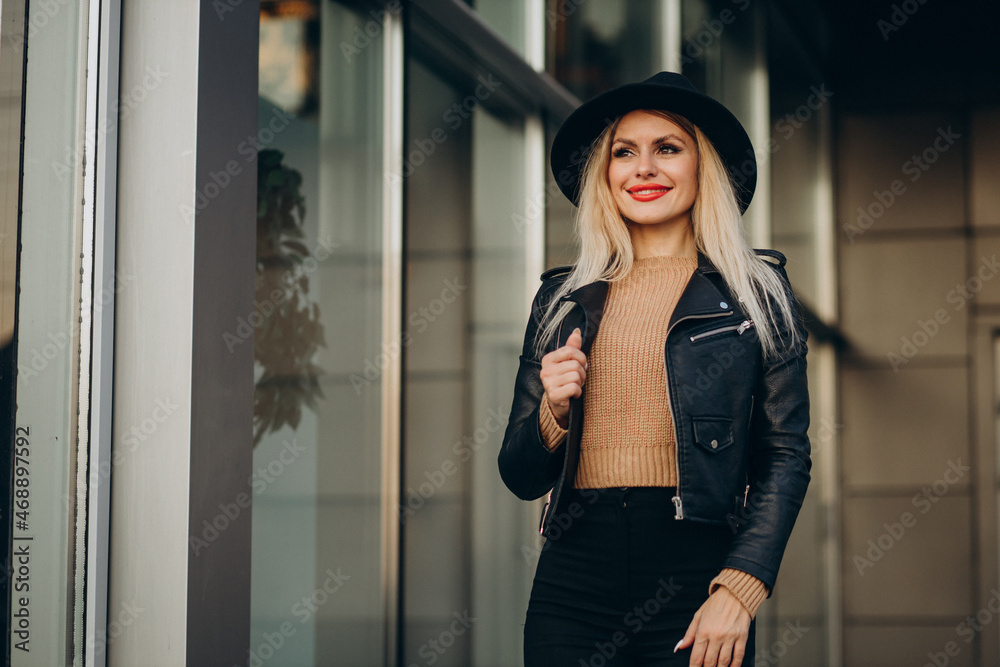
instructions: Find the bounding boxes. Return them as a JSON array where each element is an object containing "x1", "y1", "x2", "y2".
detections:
[
  {"x1": 497, "y1": 281, "x2": 567, "y2": 501},
  {"x1": 721, "y1": 264, "x2": 812, "y2": 592}
]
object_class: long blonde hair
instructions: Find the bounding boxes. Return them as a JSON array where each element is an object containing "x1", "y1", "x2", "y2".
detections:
[{"x1": 534, "y1": 110, "x2": 801, "y2": 359}]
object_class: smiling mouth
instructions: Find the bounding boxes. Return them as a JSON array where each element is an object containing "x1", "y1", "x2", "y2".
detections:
[{"x1": 626, "y1": 185, "x2": 671, "y2": 201}]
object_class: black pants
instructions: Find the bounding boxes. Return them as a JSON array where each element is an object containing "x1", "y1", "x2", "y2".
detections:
[{"x1": 524, "y1": 487, "x2": 756, "y2": 666}]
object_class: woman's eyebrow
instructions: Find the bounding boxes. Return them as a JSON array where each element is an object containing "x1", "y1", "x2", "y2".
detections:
[
  {"x1": 654, "y1": 134, "x2": 688, "y2": 145},
  {"x1": 612, "y1": 134, "x2": 688, "y2": 146}
]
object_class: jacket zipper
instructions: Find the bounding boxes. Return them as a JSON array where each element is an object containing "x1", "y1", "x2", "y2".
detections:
[
  {"x1": 663, "y1": 310, "x2": 733, "y2": 519},
  {"x1": 540, "y1": 316, "x2": 567, "y2": 536},
  {"x1": 541, "y1": 300, "x2": 583, "y2": 536},
  {"x1": 688, "y1": 319, "x2": 754, "y2": 343},
  {"x1": 538, "y1": 491, "x2": 551, "y2": 535},
  {"x1": 745, "y1": 395, "x2": 754, "y2": 509}
]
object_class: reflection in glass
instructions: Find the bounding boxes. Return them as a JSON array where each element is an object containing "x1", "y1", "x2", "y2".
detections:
[
  {"x1": 260, "y1": 0, "x2": 319, "y2": 117},
  {"x1": 252, "y1": 1, "x2": 386, "y2": 664},
  {"x1": 254, "y1": 149, "x2": 326, "y2": 444}
]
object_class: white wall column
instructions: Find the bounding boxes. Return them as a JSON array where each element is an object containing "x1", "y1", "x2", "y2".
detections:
[{"x1": 109, "y1": 1, "x2": 258, "y2": 665}]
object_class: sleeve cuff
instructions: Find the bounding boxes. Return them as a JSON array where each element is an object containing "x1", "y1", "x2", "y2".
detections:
[
  {"x1": 538, "y1": 395, "x2": 568, "y2": 451},
  {"x1": 709, "y1": 568, "x2": 769, "y2": 619}
]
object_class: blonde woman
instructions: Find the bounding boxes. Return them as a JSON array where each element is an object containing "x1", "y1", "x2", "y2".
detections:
[{"x1": 499, "y1": 72, "x2": 811, "y2": 667}]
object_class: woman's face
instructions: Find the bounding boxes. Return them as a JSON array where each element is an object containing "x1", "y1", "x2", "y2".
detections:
[{"x1": 607, "y1": 110, "x2": 698, "y2": 230}]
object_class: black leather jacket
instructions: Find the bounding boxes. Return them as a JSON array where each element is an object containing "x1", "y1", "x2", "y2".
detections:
[{"x1": 498, "y1": 250, "x2": 811, "y2": 591}]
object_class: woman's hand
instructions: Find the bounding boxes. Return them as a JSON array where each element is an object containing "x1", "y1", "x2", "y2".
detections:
[
  {"x1": 675, "y1": 587, "x2": 751, "y2": 667},
  {"x1": 539, "y1": 327, "x2": 588, "y2": 428}
]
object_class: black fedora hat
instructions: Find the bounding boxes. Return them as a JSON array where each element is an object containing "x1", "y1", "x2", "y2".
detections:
[{"x1": 550, "y1": 71, "x2": 756, "y2": 213}]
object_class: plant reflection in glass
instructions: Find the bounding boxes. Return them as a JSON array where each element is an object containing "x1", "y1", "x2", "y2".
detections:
[{"x1": 253, "y1": 148, "x2": 325, "y2": 445}]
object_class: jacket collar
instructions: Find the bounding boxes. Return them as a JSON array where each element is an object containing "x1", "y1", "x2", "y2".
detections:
[
  {"x1": 696, "y1": 250, "x2": 719, "y2": 274},
  {"x1": 669, "y1": 260, "x2": 734, "y2": 328},
  {"x1": 557, "y1": 251, "x2": 734, "y2": 332},
  {"x1": 560, "y1": 251, "x2": 720, "y2": 301}
]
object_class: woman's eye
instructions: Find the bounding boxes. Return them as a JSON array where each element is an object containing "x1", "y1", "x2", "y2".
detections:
[{"x1": 612, "y1": 144, "x2": 682, "y2": 158}]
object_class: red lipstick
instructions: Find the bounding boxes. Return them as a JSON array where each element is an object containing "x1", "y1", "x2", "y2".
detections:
[{"x1": 626, "y1": 184, "x2": 671, "y2": 202}]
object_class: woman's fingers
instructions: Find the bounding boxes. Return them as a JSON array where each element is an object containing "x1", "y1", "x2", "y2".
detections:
[
  {"x1": 694, "y1": 635, "x2": 741, "y2": 667},
  {"x1": 540, "y1": 329, "x2": 588, "y2": 398},
  {"x1": 541, "y1": 369, "x2": 584, "y2": 426},
  {"x1": 539, "y1": 328, "x2": 590, "y2": 425},
  {"x1": 681, "y1": 591, "x2": 749, "y2": 667},
  {"x1": 705, "y1": 628, "x2": 747, "y2": 666},
  {"x1": 674, "y1": 610, "x2": 699, "y2": 653},
  {"x1": 541, "y1": 331, "x2": 588, "y2": 368},
  {"x1": 542, "y1": 362, "x2": 586, "y2": 402},
  {"x1": 565, "y1": 326, "x2": 583, "y2": 350},
  {"x1": 541, "y1": 358, "x2": 587, "y2": 385},
  {"x1": 728, "y1": 640, "x2": 744, "y2": 667},
  {"x1": 688, "y1": 634, "x2": 710, "y2": 667},
  {"x1": 704, "y1": 636, "x2": 738, "y2": 667}
]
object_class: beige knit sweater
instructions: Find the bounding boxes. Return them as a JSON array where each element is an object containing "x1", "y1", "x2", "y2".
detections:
[{"x1": 537, "y1": 254, "x2": 768, "y2": 617}]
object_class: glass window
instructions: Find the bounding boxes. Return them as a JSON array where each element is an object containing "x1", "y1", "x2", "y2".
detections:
[
  {"x1": 401, "y1": 55, "x2": 538, "y2": 667},
  {"x1": 681, "y1": 0, "x2": 768, "y2": 243},
  {"x1": 471, "y1": 0, "x2": 528, "y2": 60},
  {"x1": 544, "y1": 123, "x2": 579, "y2": 269},
  {"x1": 767, "y1": 6, "x2": 828, "y2": 307},
  {"x1": 252, "y1": 2, "x2": 389, "y2": 664},
  {"x1": 764, "y1": 22, "x2": 835, "y2": 661},
  {"x1": 547, "y1": 0, "x2": 666, "y2": 100}
]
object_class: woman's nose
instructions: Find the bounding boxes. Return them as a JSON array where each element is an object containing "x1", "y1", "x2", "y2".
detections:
[{"x1": 636, "y1": 150, "x2": 657, "y2": 176}]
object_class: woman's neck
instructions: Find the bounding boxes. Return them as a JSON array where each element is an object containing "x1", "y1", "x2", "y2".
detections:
[{"x1": 627, "y1": 219, "x2": 697, "y2": 260}]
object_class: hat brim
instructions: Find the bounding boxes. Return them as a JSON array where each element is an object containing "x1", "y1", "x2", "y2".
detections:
[{"x1": 550, "y1": 78, "x2": 757, "y2": 213}]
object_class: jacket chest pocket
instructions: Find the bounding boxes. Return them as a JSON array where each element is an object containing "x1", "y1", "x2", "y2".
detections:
[
  {"x1": 688, "y1": 319, "x2": 754, "y2": 345},
  {"x1": 692, "y1": 417, "x2": 734, "y2": 454}
]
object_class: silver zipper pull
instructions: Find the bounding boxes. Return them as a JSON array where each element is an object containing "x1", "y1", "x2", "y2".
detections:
[
  {"x1": 538, "y1": 491, "x2": 552, "y2": 535},
  {"x1": 737, "y1": 319, "x2": 754, "y2": 334},
  {"x1": 743, "y1": 484, "x2": 750, "y2": 507},
  {"x1": 672, "y1": 495, "x2": 684, "y2": 520}
]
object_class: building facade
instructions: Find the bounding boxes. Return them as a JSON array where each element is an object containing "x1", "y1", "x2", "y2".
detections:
[{"x1": 0, "y1": 0, "x2": 997, "y2": 666}]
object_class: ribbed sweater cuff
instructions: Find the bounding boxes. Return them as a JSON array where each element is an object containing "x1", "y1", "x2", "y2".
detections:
[
  {"x1": 538, "y1": 395, "x2": 568, "y2": 451},
  {"x1": 709, "y1": 568, "x2": 769, "y2": 619}
]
